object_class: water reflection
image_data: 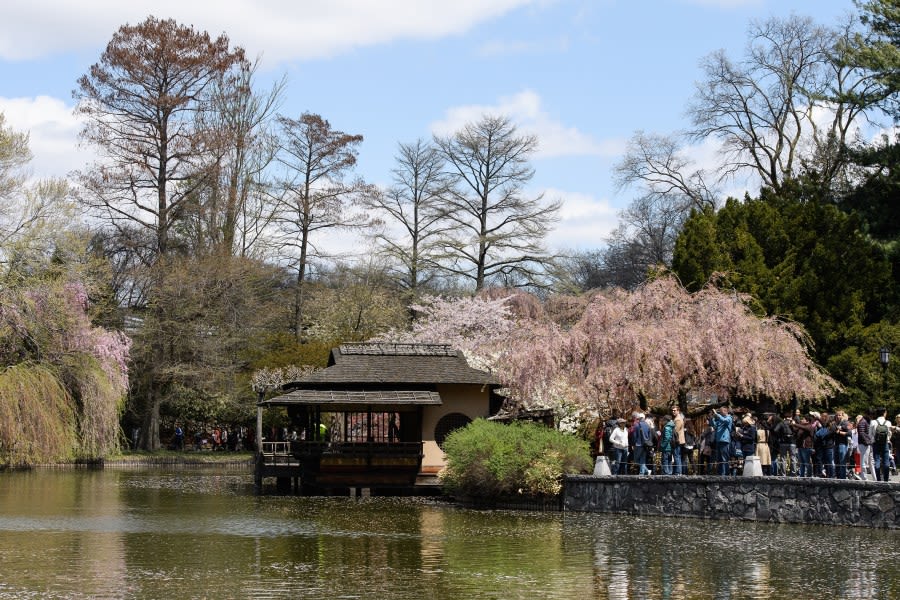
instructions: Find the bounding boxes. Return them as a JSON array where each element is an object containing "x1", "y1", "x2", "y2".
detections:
[{"x1": 0, "y1": 469, "x2": 897, "y2": 599}]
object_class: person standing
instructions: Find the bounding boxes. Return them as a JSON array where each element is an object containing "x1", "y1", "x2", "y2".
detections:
[
  {"x1": 871, "y1": 408, "x2": 893, "y2": 482},
  {"x1": 630, "y1": 413, "x2": 653, "y2": 476},
  {"x1": 660, "y1": 416, "x2": 675, "y2": 475},
  {"x1": 791, "y1": 415, "x2": 816, "y2": 478},
  {"x1": 609, "y1": 418, "x2": 630, "y2": 475},
  {"x1": 756, "y1": 418, "x2": 773, "y2": 476},
  {"x1": 773, "y1": 414, "x2": 794, "y2": 476},
  {"x1": 711, "y1": 406, "x2": 733, "y2": 476},
  {"x1": 698, "y1": 423, "x2": 715, "y2": 475},
  {"x1": 736, "y1": 414, "x2": 757, "y2": 462},
  {"x1": 834, "y1": 411, "x2": 851, "y2": 479},
  {"x1": 815, "y1": 413, "x2": 836, "y2": 478},
  {"x1": 174, "y1": 424, "x2": 184, "y2": 451},
  {"x1": 672, "y1": 405, "x2": 686, "y2": 475}
]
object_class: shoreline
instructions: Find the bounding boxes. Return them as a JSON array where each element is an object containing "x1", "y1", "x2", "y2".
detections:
[{"x1": 4, "y1": 451, "x2": 256, "y2": 470}]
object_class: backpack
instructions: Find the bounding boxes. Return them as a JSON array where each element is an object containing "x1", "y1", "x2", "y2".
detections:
[
  {"x1": 684, "y1": 429, "x2": 696, "y2": 450},
  {"x1": 874, "y1": 420, "x2": 890, "y2": 447}
]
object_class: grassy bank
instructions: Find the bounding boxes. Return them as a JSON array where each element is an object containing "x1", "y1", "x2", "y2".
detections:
[{"x1": 101, "y1": 450, "x2": 255, "y2": 467}]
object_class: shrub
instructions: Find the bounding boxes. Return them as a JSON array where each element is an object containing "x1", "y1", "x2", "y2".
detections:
[{"x1": 439, "y1": 419, "x2": 592, "y2": 500}]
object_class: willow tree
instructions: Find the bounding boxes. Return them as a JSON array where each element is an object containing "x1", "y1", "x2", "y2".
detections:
[{"x1": 0, "y1": 280, "x2": 130, "y2": 464}]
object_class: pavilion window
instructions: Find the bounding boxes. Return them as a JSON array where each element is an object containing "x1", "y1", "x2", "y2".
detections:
[{"x1": 344, "y1": 411, "x2": 400, "y2": 443}]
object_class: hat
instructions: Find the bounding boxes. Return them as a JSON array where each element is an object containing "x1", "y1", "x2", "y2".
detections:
[
  {"x1": 616, "y1": 418, "x2": 627, "y2": 424},
  {"x1": 637, "y1": 412, "x2": 645, "y2": 419},
  {"x1": 809, "y1": 411, "x2": 821, "y2": 419}
]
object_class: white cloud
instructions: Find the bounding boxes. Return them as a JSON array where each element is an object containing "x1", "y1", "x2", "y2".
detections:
[
  {"x1": 543, "y1": 188, "x2": 617, "y2": 251},
  {"x1": 0, "y1": 0, "x2": 540, "y2": 63},
  {"x1": 0, "y1": 96, "x2": 88, "y2": 179},
  {"x1": 431, "y1": 90, "x2": 623, "y2": 159}
]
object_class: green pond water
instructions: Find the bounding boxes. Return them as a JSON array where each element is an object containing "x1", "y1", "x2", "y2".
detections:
[{"x1": 0, "y1": 468, "x2": 897, "y2": 599}]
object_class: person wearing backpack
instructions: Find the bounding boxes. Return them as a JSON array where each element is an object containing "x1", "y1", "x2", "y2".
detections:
[
  {"x1": 872, "y1": 408, "x2": 893, "y2": 482},
  {"x1": 630, "y1": 413, "x2": 653, "y2": 476},
  {"x1": 773, "y1": 413, "x2": 795, "y2": 476}
]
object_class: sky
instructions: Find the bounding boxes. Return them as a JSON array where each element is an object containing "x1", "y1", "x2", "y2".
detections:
[{"x1": 0, "y1": 0, "x2": 856, "y2": 254}]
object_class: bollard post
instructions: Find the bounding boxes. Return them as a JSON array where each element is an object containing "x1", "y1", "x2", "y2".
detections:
[
  {"x1": 742, "y1": 455, "x2": 762, "y2": 477},
  {"x1": 593, "y1": 455, "x2": 612, "y2": 477}
]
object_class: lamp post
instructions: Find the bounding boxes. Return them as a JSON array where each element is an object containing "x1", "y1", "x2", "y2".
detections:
[{"x1": 880, "y1": 346, "x2": 890, "y2": 401}]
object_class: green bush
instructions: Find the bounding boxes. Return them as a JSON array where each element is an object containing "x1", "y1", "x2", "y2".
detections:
[{"x1": 439, "y1": 419, "x2": 592, "y2": 500}]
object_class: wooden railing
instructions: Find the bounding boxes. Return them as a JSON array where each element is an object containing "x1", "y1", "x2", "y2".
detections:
[
  {"x1": 261, "y1": 441, "x2": 295, "y2": 465},
  {"x1": 291, "y1": 441, "x2": 423, "y2": 458}
]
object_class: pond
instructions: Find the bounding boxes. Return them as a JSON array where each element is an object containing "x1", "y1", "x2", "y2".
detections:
[{"x1": 0, "y1": 468, "x2": 897, "y2": 599}]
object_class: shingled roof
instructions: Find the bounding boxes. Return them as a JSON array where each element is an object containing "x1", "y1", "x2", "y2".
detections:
[
  {"x1": 284, "y1": 342, "x2": 500, "y2": 388},
  {"x1": 260, "y1": 389, "x2": 442, "y2": 408}
]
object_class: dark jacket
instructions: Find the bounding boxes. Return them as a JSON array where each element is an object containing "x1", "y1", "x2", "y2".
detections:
[
  {"x1": 857, "y1": 418, "x2": 873, "y2": 446},
  {"x1": 791, "y1": 421, "x2": 815, "y2": 449},
  {"x1": 736, "y1": 423, "x2": 757, "y2": 456}
]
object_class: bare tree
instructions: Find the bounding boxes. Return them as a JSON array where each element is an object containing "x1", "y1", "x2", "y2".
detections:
[
  {"x1": 202, "y1": 59, "x2": 283, "y2": 257},
  {"x1": 614, "y1": 131, "x2": 717, "y2": 211},
  {"x1": 74, "y1": 17, "x2": 244, "y2": 450},
  {"x1": 273, "y1": 112, "x2": 366, "y2": 338},
  {"x1": 688, "y1": 14, "x2": 868, "y2": 194},
  {"x1": 0, "y1": 113, "x2": 73, "y2": 267},
  {"x1": 434, "y1": 115, "x2": 561, "y2": 291},
  {"x1": 74, "y1": 16, "x2": 244, "y2": 257},
  {"x1": 363, "y1": 139, "x2": 453, "y2": 292}
]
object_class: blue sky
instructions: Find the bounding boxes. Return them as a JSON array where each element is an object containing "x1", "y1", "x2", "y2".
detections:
[{"x1": 0, "y1": 0, "x2": 854, "y2": 252}]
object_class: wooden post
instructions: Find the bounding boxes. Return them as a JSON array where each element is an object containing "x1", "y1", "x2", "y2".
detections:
[
  {"x1": 256, "y1": 404, "x2": 264, "y2": 453},
  {"x1": 254, "y1": 401, "x2": 264, "y2": 493}
]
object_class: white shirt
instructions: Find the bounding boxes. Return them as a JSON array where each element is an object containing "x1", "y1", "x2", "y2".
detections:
[{"x1": 610, "y1": 426, "x2": 629, "y2": 450}]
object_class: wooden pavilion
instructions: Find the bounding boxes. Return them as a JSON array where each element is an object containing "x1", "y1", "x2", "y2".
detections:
[{"x1": 255, "y1": 342, "x2": 503, "y2": 495}]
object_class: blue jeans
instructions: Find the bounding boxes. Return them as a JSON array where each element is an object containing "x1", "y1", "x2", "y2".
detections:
[
  {"x1": 835, "y1": 444, "x2": 848, "y2": 479},
  {"x1": 798, "y1": 447, "x2": 813, "y2": 477},
  {"x1": 673, "y1": 444, "x2": 683, "y2": 475},
  {"x1": 715, "y1": 441, "x2": 731, "y2": 476},
  {"x1": 662, "y1": 451, "x2": 673, "y2": 475},
  {"x1": 634, "y1": 446, "x2": 651, "y2": 475},
  {"x1": 874, "y1": 446, "x2": 892, "y2": 481},
  {"x1": 820, "y1": 447, "x2": 835, "y2": 478},
  {"x1": 613, "y1": 448, "x2": 628, "y2": 474}
]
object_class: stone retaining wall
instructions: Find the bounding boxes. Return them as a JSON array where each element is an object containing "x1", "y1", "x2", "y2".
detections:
[{"x1": 564, "y1": 475, "x2": 900, "y2": 529}]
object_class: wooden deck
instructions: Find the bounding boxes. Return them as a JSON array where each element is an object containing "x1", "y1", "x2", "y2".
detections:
[{"x1": 255, "y1": 441, "x2": 439, "y2": 495}]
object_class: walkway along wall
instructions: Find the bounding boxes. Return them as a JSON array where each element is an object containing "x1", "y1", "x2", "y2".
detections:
[{"x1": 564, "y1": 475, "x2": 900, "y2": 529}]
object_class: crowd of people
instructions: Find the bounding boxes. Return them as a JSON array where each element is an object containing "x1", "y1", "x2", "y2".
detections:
[
  {"x1": 168, "y1": 424, "x2": 254, "y2": 452},
  {"x1": 598, "y1": 405, "x2": 899, "y2": 481}
]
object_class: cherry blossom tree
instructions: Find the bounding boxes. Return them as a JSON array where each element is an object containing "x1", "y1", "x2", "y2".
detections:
[
  {"x1": 373, "y1": 294, "x2": 519, "y2": 373},
  {"x1": 505, "y1": 276, "x2": 839, "y2": 417},
  {"x1": 377, "y1": 277, "x2": 839, "y2": 422}
]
